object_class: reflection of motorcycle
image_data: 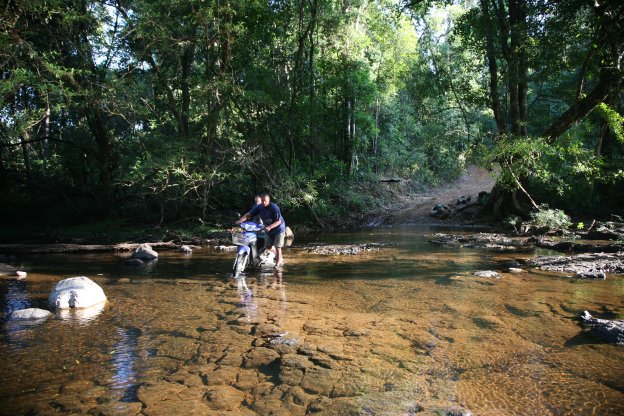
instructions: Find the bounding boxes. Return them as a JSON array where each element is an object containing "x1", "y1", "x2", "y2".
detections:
[
  {"x1": 231, "y1": 221, "x2": 272, "y2": 279},
  {"x1": 235, "y1": 278, "x2": 258, "y2": 322}
]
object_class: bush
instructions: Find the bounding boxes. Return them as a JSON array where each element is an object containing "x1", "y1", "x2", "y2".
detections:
[{"x1": 530, "y1": 207, "x2": 572, "y2": 231}]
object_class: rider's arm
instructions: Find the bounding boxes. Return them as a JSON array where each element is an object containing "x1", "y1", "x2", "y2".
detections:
[
  {"x1": 236, "y1": 204, "x2": 260, "y2": 224},
  {"x1": 265, "y1": 218, "x2": 281, "y2": 232},
  {"x1": 235, "y1": 212, "x2": 251, "y2": 224}
]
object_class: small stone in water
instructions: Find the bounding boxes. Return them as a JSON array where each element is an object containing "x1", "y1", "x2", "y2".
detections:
[{"x1": 474, "y1": 270, "x2": 499, "y2": 278}]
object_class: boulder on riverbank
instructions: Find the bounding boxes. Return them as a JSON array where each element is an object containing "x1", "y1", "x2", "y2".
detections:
[
  {"x1": 580, "y1": 311, "x2": 624, "y2": 345},
  {"x1": 583, "y1": 219, "x2": 624, "y2": 241},
  {"x1": 431, "y1": 204, "x2": 452, "y2": 219},
  {"x1": 48, "y1": 276, "x2": 107, "y2": 309},
  {"x1": 132, "y1": 243, "x2": 158, "y2": 260}
]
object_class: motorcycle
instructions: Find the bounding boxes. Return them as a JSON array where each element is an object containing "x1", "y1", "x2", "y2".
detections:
[{"x1": 231, "y1": 221, "x2": 274, "y2": 279}]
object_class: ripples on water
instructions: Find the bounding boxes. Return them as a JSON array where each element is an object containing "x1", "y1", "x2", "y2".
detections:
[{"x1": 0, "y1": 226, "x2": 623, "y2": 415}]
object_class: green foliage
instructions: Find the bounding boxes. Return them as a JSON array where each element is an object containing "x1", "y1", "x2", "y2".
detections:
[
  {"x1": 481, "y1": 136, "x2": 550, "y2": 191},
  {"x1": 596, "y1": 103, "x2": 624, "y2": 144},
  {"x1": 2, "y1": 0, "x2": 623, "y2": 229},
  {"x1": 530, "y1": 207, "x2": 572, "y2": 231}
]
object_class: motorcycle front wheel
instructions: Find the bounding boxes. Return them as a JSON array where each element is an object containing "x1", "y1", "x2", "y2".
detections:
[{"x1": 232, "y1": 252, "x2": 249, "y2": 279}]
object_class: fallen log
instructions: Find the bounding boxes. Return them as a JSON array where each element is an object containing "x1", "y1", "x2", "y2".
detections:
[{"x1": 0, "y1": 241, "x2": 179, "y2": 254}]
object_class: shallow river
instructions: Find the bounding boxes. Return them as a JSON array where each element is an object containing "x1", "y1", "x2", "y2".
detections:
[{"x1": 1, "y1": 227, "x2": 623, "y2": 415}]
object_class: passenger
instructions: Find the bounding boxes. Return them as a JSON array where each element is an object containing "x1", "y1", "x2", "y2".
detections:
[{"x1": 250, "y1": 195, "x2": 263, "y2": 225}]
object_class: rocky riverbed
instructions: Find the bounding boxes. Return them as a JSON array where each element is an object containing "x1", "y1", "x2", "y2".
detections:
[{"x1": 1, "y1": 249, "x2": 623, "y2": 416}]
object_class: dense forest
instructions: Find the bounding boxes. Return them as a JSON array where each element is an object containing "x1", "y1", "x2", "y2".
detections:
[{"x1": 1, "y1": 0, "x2": 623, "y2": 231}]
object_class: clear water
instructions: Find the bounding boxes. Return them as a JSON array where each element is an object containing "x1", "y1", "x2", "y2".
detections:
[{"x1": 1, "y1": 226, "x2": 623, "y2": 415}]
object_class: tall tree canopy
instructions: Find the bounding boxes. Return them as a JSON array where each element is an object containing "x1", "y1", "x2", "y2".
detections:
[{"x1": 1, "y1": 0, "x2": 622, "y2": 228}]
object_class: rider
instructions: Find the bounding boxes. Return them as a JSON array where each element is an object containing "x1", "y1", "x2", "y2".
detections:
[{"x1": 236, "y1": 192, "x2": 286, "y2": 269}]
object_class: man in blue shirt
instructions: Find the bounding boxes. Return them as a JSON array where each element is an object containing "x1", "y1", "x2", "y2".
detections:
[{"x1": 236, "y1": 192, "x2": 286, "y2": 268}]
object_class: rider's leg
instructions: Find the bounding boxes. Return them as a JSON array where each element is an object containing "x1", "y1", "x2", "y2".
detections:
[
  {"x1": 275, "y1": 247, "x2": 282, "y2": 268},
  {"x1": 274, "y1": 232, "x2": 285, "y2": 267}
]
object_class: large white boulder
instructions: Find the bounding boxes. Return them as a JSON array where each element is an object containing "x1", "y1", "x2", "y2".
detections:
[
  {"x1": 132, "y1": 244, "x2": 158, "y2": 260},
  {"x1": 48, "y1": 276, "x2": 107, "y2": 309}
]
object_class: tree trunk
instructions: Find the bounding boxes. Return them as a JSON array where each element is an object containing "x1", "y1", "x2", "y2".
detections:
[
  {"x1": 480, "y1": 0, "x2": 506, "y2": 134},
  {"x1": 42, "y1": 92, "x2": 50, "y2": 170},
  {"x1": 180, "y1": 44, "x2": 194, "y2": 139},
  {"x1": 86, "y1": 103, "x2": 113, "y2": 211},
  {"x1": 507, "y1": 0, "x2": 528, "y2": 136},
  {"x1": 480, "y1": 183, "x2": 532, "y2": 219},
  {"x1": 21, "y1": 131, "x2": 31, "y2": 183},
  {"x1": 545, "y1": 69, "x2": 621, "y2": 139},
  {"x1": 515, "y1": 0, "x2": 528, "y2": 136}
]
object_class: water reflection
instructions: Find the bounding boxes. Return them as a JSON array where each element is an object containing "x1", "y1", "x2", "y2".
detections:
[
  {"x1": 236, "y1": 278, "x2": 258, "y2": 323},
  {"x1": 259, "y1": 271, "x2": 287, "y2": 303},
  {"x1": 55, "y1": 301, "x2": 106, "y2": 324},
  {"x1": 4, "y1": 279, "x2": 31, "y2": 317},
  {"x1": 111, "y1": 326, "x2": 141, "y2": 402}
]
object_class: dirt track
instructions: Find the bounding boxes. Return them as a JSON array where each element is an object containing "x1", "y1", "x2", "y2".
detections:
[{"x1": 369, "y1": 165, "x2": 497, "y2": 226}]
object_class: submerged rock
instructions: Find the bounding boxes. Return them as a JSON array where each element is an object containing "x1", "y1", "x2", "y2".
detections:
[
  {"x1": 10, "y1": 308, "x2": 53, "y2": 321},
  {"x1": 48, "y1": 276, "x2": 107, "y2": 309},
  {"x1": 526, "y1": 252, "x2": 624, "y2": 274},
  {"x1": 474, "y1": 270, "x2": 500, "y2": 278},
  {"x1": 580, "y1": 311, "x2": 624, "y2": 345},
  {"x1": 533, "y1": 238, "x2": 622, "y2": 253},
  {"x1": 445, "y1": 407, "x2": 473, "y2": 416},
  {"x1": 243, "y1": 347, "x2": 280, "y2": 368},
  {"x1": 216, "y1": 245, "x2": 237, "y2": 252},
  {"x1": 575, "y1": 271, "x2": 606, "y2": 280},
  {"x1": 124, "y1": 258, "x2": 144, "y2": 266},
  {"x1": 427, "y1": 233, "x2": 527, "y2": 250},
  {"x1": 303, "y1": 243, "x2": 390, "y2": 255},
  {"x1": 180, "y1": 245, "x2": 193, "y2": 253}
]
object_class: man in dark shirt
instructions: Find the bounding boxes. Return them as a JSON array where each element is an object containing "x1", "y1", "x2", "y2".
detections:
[{"x1": 236, "y1": 192, "x2": 286, "y2": 268}]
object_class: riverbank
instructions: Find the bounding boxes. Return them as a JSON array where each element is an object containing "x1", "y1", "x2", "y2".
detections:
[{"x1": 0, "y1": 166, "x2": 499, "y2": 248}]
